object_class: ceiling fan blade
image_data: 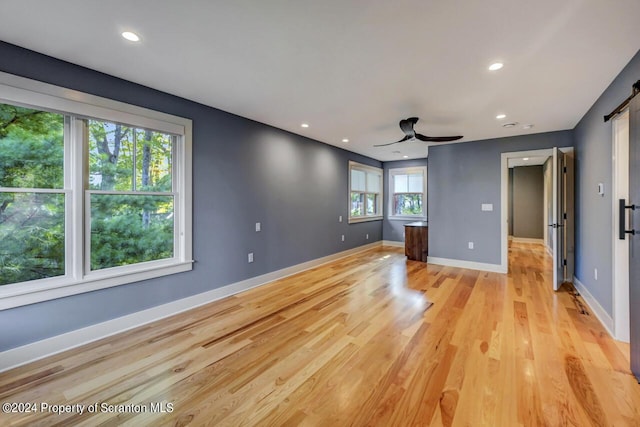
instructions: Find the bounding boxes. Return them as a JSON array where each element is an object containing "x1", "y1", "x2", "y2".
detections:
[
  {"x1": 415, "y1": 133, "x2": 463, "y2": 142},
  {"x1": 374, "y1": 135, "x2": 411, "y2": 147}
]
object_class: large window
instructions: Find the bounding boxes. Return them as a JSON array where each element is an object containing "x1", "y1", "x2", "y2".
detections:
[
  {"x1": 388, "y1": 166, "x2": 427, "y2": 219},
  {"x1": 0, "y1": 72, "x2": 192, "y2": 309},
  {"x1": 349, "y1": 161, "x2": 382, "y2": 223},
  {"x1": 0, "y1": 105, "x2": 65, "y2": 285}
]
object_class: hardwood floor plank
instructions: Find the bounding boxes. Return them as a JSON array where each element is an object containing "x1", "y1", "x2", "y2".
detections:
[{"x1": 1, "y1": 243, "x2": 638, "y2": 426}]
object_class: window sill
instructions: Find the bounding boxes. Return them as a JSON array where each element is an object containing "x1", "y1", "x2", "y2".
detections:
[
  {"x1": 348, "y1": 215, "x2": 383, "y2": 224},
  {"x1": 0, "y1": 261, "x2": 194, "y2": 310},
  {"x1": 388, "y1": 216, "x2": 427, "y2": 221}
]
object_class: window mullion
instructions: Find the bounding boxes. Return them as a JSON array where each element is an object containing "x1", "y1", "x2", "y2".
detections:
[
  {"x1": 132, "y1": 128, "x2": 137, "y2": 192},
  {"x1": 172, "y1": 135, "x2": 181, "y2": 261},
  {"x1": 69, "y1": 117, "x2": 86, "y2": 280}
]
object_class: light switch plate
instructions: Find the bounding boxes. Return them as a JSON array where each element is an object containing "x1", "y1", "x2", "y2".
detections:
[
  {"x1": 255, "y1": 222, "x2": 261, "y2": 232},
  {"x1": 481, "y1": 203, "x2": 493, "y2": 211}
]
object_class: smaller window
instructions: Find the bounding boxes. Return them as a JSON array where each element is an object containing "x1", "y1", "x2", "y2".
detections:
[
  {"x1": 388, "y1": 166, "x2": 427, "y2": 220},
  {"x1": 349, "y1": 161, "x2": 383, "y2": 223}
]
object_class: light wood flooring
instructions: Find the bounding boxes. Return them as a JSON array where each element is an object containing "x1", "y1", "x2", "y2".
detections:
[{"x1": 1, "y1": 242, "x2": 639, "y2": 426}]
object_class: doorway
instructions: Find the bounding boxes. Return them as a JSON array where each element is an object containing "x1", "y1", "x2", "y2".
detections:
[
  {"x1": 508, "y1": 157, "x2": 547, "y2": 245},
  {"x1": 501, "y1": 147, "x2": 574, "y2": 288}
]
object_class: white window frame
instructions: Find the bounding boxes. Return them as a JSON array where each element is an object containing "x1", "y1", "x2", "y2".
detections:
[
  {"x1": 348, "y1": 161, "x2": 383, "y2": 223},
  {"x1": 388, "y1": 166, "x2": 427, "y2": 221},
  {"x1": 0, "y1": 72, "x2": 193, "y2": 310}
]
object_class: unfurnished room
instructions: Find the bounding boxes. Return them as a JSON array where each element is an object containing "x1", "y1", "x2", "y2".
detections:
[{"x1": 1, "y1": 1, "x2": 640, "y2": 426}]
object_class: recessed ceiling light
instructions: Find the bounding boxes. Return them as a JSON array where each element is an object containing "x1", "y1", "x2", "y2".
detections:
[
  {"x1": 300, "y1": 123, "x2": 309, "y2": 128},
  {"x1": 502, "y1": 122, "x2": 518, "y2": 128},
  {"x1": 523, "y1": 157, "x2": 529, "y2": 161},
  {"x1": 342, "y1": 138, "x2": 349, "y2": 143},
  {"x1": 121, "y1": 31, "x2": 140, "y2": 42},
  {"x1": 403, "y1": 155, "x2": 409, "y2": 159},
  {"x1": 496, "y1": 114, "x2": 506, "y2": 119},
  {"x1": 489, "y1": 62, "x2": 504, "y2": 71},
  {"x1": 522, "y1": 124, "x2": 534, "y2": 129}
]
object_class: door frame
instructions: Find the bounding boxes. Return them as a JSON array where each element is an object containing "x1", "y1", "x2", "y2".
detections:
[
  {"x1": 500, "y1": 148, "x2": 554, "y2": 272},
  {"x1": 612, "y1": 108, "x2": 630, "y2": 342},
  {"x1": 500, "y1": 147, "x2": 573, "y2": 274}
]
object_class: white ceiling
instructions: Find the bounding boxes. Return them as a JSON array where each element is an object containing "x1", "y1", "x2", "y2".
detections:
[{"x1": 1, "y1": 0, "x2": 639, "y2": 161}]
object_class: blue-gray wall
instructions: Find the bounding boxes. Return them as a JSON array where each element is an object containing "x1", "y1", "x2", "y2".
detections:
[
  {"x1": 574, "y1": 49, "x2": 640, "y2": 316},
  {"x1": 428, "y1": 131, "x2": 573, "y2": 265},
  {"x1": 0, "y1": 42, "x2": 382, "y2": 351},
  {"x1": 382, "y1": 158, "x2": 428, "y2": 242}
]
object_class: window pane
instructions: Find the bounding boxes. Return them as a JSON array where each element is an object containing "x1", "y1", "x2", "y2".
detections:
[
  {"x1": 0, "y1": 103, "x2": 64, "y2": 189},
  {"x1": 135, "y1": 129, "x2": 173, "y2": 192},
  {"x1": 350, "y1": 192, "x2": 364, "y2": 216},
  {"x1": 89, "y1": 121, "x2": 174, "y2": 192},
  {"x1": 351, "y1": 169, "x2": 365, "y2": 192},
  {"x1": 393, "y1": 194, "x2": 423, "y2": 215},
  {"x1": 90, "y1": 194, "x2": 174, "y2": 270},
  {"x1": 408, "y1": 173, "x2": 423, "y2": 192},
  {"x1": 394, "y1": 174, "x2": 408, "y2": 193},
  {"x1": 366, "y1": 193, "x2": 378, "y2": 215},
  {"x1": 88, "y1": 120, "x2": 134, "y2": 191},
  {"x1": 366, "y1": 172, "x2": 380, "y2": 193},
  {"x1": 0, "y1": 192, "x2": 65, "y2": 285}
]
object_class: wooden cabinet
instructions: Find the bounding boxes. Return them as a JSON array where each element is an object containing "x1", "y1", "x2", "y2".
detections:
[{"x1": 404, "y1": 221, "x2": 428, "y2": 262}]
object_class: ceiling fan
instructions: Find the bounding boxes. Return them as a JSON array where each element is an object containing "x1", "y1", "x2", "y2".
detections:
[{"x1": 374, "y1": 117, "x2": 463, "y2": 147}]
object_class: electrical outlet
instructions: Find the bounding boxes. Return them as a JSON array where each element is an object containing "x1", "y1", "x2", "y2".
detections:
[
  {"x1": 594, "y1": 268, "x2": 598, "y2": 280},
  {"x1": 339, "y1": 215, "x2": 342, "y2": 223},
  {"x1": 366, "y1": 234, "x2": 369, "y2": 240},
  {"x1": 341, "y1": 235, "x2": 345, "y2": 242},
  {"x1": 255, "y1": 222, "x2": 261, "y2": 232},
  {"x1": 468, "y1": 242, "x2": 474, "y2": 249},
  {"x1": 248, "y1": 253, "x2": 254, "y2": 263}
]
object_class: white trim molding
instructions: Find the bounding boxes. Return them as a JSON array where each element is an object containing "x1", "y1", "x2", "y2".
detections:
[
  {"x1": 348, "y1": 161, "x2": 383, "y2": 223},
  {"x1": 387, "y1": 165, "x2": 427, "y2": 220},
  {"x1": 427, "y1": 256, "x2": 507, "y2": 274},
  {"x1": 0, "y1": 242, "x2": 380, "y2": 372},
  {"x1": 573, "y1": 276, "x2": 615, "y2": 339},
  {"x1": 501, "y1": 148, "x2": 556, "y2": 275},
  {"x1": 382, "y1": 240, "x2": 404, "y2": 247}
]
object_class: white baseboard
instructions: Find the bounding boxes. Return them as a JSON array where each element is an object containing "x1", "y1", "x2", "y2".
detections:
[
  {"x1": 511, "y1": 237, "x2": 544, "y2": 244},
  {"x1": 382, "y1": 240, "x2": 404, "y2": 248},
  {"x1": 0, "y1": 242, "x2": 380, "y2": 373},
  {"x1": 573, "y1": 276, "x2": 614, "y2": 337},
  {"x1": 427, "y1": 256, "x2": 507, "y2": 274}
]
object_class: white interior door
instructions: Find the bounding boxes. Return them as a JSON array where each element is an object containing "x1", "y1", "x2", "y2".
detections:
[
  {"x1": 552, "y1": 148, "x2": 561, "y2": 290},
  {"x1": 551, "y1": 147, "x2": 571, "y2": 291}
]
